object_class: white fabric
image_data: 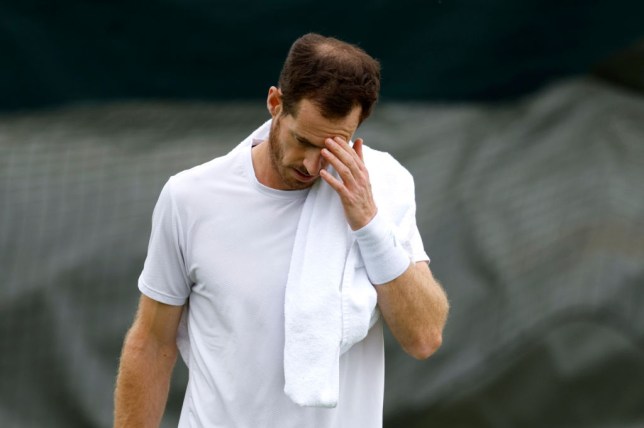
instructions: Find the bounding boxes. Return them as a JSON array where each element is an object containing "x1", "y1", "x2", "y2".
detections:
[
  {"x1": 137, "y1": 120, "x2": 429, "y2": 427},
  {"x1": 283, "y1": 164, "x2": 380, "y2": 408},
  {"x1": 352, "y1": 211, "x2": 412, "y2": 285}
]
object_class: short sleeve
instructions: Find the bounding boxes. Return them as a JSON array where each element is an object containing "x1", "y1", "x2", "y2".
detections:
[
  {"x1": 366, "y1": 147, "x2": 430, "y2": 265},
  {"x1": 138, "y1": 178, "x2": 192, "y2": 305},
  {"x1": 395, "y1": 174, "x2": 430, "y2": 264}
]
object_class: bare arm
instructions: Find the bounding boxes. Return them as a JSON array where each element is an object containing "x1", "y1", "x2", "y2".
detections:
[
  {"x1": 114, "y1": 294, "x2": 184, "y2": 428},
  {"x1": 375, "y1": 261, "x2": 448, "y2": 359},
  {"x1": 320, "y1": 136, "x2": 449, "y2": 359}
]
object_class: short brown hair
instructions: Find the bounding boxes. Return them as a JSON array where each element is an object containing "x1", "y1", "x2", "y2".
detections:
[{"x1": 278, "y1": 33, "x2": 381, "y2": 124}]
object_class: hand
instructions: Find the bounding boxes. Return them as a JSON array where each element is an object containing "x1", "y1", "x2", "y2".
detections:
[{"x1": 320, "y1": 137, "x2": 377, "y2": 230}]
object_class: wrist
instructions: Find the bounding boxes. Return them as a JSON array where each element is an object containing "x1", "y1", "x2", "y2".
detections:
[{"x1": 352, "y1": 212, "x2": 411, "y2": 285}]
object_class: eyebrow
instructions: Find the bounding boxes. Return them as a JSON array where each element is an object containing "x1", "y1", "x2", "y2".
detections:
[{"x1": 292, "y1": 131, "x2": 323, "y2": 148}]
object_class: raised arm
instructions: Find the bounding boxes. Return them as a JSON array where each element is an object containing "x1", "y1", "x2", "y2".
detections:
[
  {"x1": 320, "y1": 136, "x2": 449, "y2": 359},
  {"x1": 114, "y1": 294, "x2": 184, "y2": 427}
]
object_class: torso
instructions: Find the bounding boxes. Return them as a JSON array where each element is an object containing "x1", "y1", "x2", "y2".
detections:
[{"x1": 169, "y1": 143, "x2": 385, "y2": 427}]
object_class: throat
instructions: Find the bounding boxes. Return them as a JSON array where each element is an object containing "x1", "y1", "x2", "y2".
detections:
[{"x1": 251, "y1": 140, "x2": 281, "y2": 189}]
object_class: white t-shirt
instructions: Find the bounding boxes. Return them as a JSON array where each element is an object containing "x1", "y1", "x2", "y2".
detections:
[{"x1": 138, "y1": 136, "x2": 428, "y2": 427}]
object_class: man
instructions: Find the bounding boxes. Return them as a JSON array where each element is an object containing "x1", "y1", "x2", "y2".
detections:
[{"x1": 114, "y1": 33, "x2": 449, "y2": 427}]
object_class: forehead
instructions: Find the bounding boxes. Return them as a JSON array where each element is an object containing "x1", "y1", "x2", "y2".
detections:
[{"x1": 287, "y1": 99, "x2": 361, "y2": 143}]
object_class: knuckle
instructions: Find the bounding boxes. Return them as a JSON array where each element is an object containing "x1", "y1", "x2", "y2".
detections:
[{"x1": 338, "y1": 164, "x2": 351, "y2": 176}]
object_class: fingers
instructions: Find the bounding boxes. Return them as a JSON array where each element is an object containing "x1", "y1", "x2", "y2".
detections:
[
  {"x1": 319, "y1": 136, "x2": 376, "y2": 230},
  {"x1": 320, "y1": 136, "x2": 368, "y2": 194},
  {"x1": 322, "y1": 137, "x2": 366, "y2": 177},
  {"x1": 319, "y1": 152, "x2": 355, "y2": 194},
  {"x1": 319, "y1": 168, "x2": 344, "y2": 192}
]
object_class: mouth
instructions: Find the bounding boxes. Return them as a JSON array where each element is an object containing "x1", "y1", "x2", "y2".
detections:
[{"x1": 292, "y1": 168, "x2": 317, "y2": 183}]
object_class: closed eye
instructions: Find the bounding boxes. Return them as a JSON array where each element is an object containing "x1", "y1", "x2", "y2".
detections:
[{"x1": 293, "y1": 133, "x2": 319, "y2": 149}]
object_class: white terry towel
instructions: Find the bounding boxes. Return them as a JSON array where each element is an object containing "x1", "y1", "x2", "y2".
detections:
[{"x1": 283, "y1": 147, "x2": 380, "y2": 408}]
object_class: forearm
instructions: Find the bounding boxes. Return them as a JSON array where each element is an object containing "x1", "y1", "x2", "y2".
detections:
[
  {"x1": 376, "y1": 262, "x2": 449, "y2": 359},
  {"x1": 114, "y1": 330, "x2": 178, "y2": 428},
  {"x1": 318, "y1": 136, "x2": 449, "y2": 358}
]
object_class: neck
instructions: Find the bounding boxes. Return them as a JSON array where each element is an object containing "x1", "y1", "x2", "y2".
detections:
[{"x1": 251, "y1": 140, "x2": 276, "y2": 188}]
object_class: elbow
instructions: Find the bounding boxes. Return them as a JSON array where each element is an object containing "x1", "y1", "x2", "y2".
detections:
[
  {"x1": 407, "y1": 288, "x2": 450, "y2": 360},
  {"x1": 405, "y1": 331, "x2": 443, "y2": 360}
]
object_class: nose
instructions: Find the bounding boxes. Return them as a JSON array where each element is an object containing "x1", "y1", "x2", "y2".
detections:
[{"x1": 303, "y1": 149, "x2": 325, "y2": 176}]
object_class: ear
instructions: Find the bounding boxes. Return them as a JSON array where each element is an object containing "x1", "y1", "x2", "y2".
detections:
[{"x1": 266, "y1": 86, "x2": 283, "y2": 118}]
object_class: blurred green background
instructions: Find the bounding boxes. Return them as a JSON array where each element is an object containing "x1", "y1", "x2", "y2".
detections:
[
  {"x1": 2, "y1": 0, "x2": 643, "y2": 109},
  {"x1": 1, "y1": 1, "x2": 643, "y2": 427}
]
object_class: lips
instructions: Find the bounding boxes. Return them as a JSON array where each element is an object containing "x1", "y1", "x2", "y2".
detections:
[{"x1": 293, "y1": 168, "x2": 316, "y2": 182}]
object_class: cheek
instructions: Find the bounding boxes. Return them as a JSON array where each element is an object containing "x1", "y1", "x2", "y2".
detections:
[{"x1": 281, "y1": 142, "x2": 304, "y2": 164}]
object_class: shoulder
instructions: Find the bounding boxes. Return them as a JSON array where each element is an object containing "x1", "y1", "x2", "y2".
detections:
[
  {"x1": 362, "y1": 145, "x2": 415, "y2": 195},
  {"x1": 166, "y1": 145, "x2": 244, "y2": 201},
  {"x1": 175, "y1": 146, "x2": 240, "y2": 183},
  {"x1": 362, "y1": 145, "x2": 416, "y2": 221}
]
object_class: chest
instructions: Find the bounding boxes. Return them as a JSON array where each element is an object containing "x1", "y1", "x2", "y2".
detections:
[{"x1": 185, "y1": 193, "x2": 304, "y2": 303}]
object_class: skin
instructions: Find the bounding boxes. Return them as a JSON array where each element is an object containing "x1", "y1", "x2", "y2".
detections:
[
  {"x1": 114, "y1": 86, "x2": 449, "y2": 426},
  {"x1": 252, "y1": 88, "x2": 362, "y2": 194},
  {"x1": 257, "y1": 87, "x2": 449, "y2": 358},
  {"x1": 114, "y1": 295, "x2": 183, "y2": 428}
]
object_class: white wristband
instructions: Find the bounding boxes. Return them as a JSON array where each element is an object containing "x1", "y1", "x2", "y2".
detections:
[{"x1": 353, "y1": 212, "x2": 411, "y2": 285}]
